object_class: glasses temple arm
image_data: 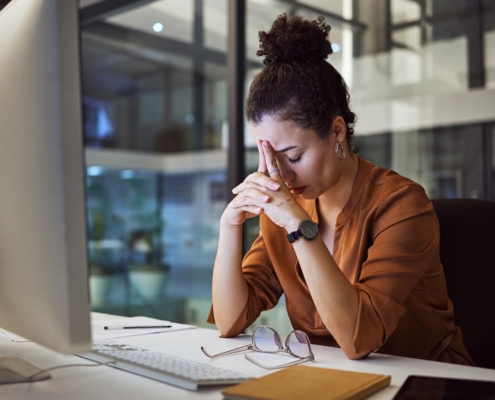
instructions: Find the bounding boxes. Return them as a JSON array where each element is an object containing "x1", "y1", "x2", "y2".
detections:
[
  {"x1": 201, "y1": 344, "x2": 252, "y2": 359},
  {"x1": 244, "y1": 354, "x2": 314, "y2": 370}
]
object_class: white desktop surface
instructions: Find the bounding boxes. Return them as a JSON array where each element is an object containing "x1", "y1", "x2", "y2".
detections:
[{"x1": 0, "y1": 313, "x2": 494, "y2": 400}]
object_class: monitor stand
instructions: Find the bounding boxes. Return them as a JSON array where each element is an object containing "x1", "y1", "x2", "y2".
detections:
[{"x1": 0, "y1": 357, "x2": 51, "y2": 384}]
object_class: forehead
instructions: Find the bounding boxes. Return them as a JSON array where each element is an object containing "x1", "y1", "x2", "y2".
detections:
[{"x1": 249, "y1": 116, "x2": 313, "y2": 149}]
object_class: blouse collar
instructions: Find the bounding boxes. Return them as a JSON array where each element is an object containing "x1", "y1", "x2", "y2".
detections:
[{"x1": 302, "y1": 156, "x2": 373, "y2": 226}]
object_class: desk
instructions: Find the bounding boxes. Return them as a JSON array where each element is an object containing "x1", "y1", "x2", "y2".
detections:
[{"x1": 0, "y1": 313, "x2": 494, "y2": 400}]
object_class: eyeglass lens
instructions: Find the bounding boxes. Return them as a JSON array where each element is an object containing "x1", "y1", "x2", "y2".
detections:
[
  {"x1": 253, "y1": 327, "x2": 281, "y2": 352},
  {"x1": 286, "y1": 331, "x2": 310, "y2": 358}
]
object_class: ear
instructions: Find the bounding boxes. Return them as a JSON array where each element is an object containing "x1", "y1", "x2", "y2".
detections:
[{"x1": 330, "y1": 116, "x2": 347, "y2": 144}]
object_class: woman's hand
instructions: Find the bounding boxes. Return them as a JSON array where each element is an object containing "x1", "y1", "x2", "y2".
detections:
[
  {"x1": 229, "y1": 140, "x2": 309, "y2": 231},
  {"x1": 221, "y1": 140, "x2": 281, "y2": 227}
]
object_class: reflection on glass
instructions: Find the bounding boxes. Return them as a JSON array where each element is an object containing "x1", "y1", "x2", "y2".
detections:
[
  {"x1": 392, "y1": 128, "x2": 463, "y2": 199},
  {"x1": 297, "y1": 0, "x2": 344, "y2": 16},
  {"x1": 82, "y1": 0, "x2": 227, "y2": 153},
  {"x1": 86, "y1": 165, "x2": 226, "y2": 323},
  {"x1": 357, "y1": 133, "x2": 391, "y2": 169},
  {"x1": 391, "y1": 0, "x2": 421, "y2": 24},
  {"x1": 81, "y1": 0, "x2": 228, "y2": 327},
  {"x1": 107, "y1": 0, "x2": 194, "y2": 44},
  {"x1": 87, "y1": 168, "x2": 163, "y2": 315},
  {"x1": 204, "y1": 0, "x2": 228, "y2": 52},
  {"x1": 204, "y1": 62, "x2": 228, "y2": 149}
]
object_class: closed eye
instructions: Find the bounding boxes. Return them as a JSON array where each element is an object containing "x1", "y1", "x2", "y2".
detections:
[{"x1": 288, "y1": 156, "x2": 301, "y2": 164}]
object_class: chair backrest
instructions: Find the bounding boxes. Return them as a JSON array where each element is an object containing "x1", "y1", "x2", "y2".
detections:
[{"x1": 431, "y1": 198, "x2": 495, "y2": 369}]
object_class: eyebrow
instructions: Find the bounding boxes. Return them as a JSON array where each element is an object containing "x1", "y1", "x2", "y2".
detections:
[{"x1": 274, "y1": 145, "x2": 297, "y2": 153}]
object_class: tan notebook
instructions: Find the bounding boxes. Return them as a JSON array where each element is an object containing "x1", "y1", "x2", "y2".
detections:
[{"x1": 222, "y1": 365, "x2": 391, "y2": 400}]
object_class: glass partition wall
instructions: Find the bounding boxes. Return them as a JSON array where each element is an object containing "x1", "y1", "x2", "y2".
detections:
[
  {"x1": 81, "y1": 0, "x2": 228, "y2": 326},
  {"x1": 80, "y1": 0, "x2": 495, "y2": 333}
]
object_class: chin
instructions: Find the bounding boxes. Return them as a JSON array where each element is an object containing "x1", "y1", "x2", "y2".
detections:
[
  {"x1": 299, "y1": 189, "x2": 318, "y2": 200},
  {"x1": 291, "y1": 185, "x2": 321, "y2": 200}
]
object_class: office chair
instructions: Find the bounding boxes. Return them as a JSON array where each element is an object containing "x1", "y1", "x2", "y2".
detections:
[{"x1": 431, "y1": 198, "x2": 495, "y2": 369}]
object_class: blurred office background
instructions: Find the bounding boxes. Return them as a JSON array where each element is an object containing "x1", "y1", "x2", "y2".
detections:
[{"x1": 76, "y1": 0, "x2": 495, "y2": 335}]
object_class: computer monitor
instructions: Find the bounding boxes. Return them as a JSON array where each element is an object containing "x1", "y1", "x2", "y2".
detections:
[{"x1": 0, "y1": 0, "x2": 91, "y2": 358}]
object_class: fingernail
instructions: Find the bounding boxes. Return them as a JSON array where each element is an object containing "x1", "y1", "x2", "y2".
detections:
[
  {"x1": 263, "y1": 141, "x2": 269, "y2": 147},
  {"x1": 263, "y1": 195, "x2": 269, "y2": 201},
  {"x1": 273, "y1": 183, "x2": 280, "y2": 189}
]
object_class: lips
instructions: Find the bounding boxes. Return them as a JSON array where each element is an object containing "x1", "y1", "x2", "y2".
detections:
[{"x1": 290, "y1": 186, "x2": 306, "y2": 195}]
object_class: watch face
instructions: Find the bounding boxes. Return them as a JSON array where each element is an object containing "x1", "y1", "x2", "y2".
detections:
[{"x1": 300, "y1": 220, "x2": 318, "y2": 240}]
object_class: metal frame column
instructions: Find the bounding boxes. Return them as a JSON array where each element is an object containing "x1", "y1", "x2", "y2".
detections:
[{"x1": 226, "y1": 0, "x2": 246, "y2": 203}]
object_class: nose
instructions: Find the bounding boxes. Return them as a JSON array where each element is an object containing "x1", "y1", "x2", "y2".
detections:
[{"x1": 277, "y1": 162, "x2": 295, "y2": 184}]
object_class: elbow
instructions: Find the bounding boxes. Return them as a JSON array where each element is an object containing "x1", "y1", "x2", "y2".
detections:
[
  {"x1": 216, "y1": 323, "x2": 228, "y2": 337},
  {"x1": 215, "y1": 320, "x2": 243, "y2": 338},
  {"x1": 343, "y1": 347, "x2": 371, "y2": 360},
  {"x1": 216, "y1": 325, "x2": 234, "y2": 338},
  {"x1": 337, "y1": 338, "x2": 373, "y2": 360},
  {"x1": 218, "y1": 329, "x2": 232, "y2": 338}
]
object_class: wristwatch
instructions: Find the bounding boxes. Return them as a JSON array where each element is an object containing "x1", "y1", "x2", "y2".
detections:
[{"x1": 287, "y1": 219, "x2": 319, "y2": 243}]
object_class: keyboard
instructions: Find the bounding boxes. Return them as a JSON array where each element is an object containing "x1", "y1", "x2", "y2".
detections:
[{"x1": 77, "y1": 340, "x2": 252, "y2": 390}]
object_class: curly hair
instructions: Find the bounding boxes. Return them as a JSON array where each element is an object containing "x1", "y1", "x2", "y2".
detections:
[{"x1": 246, "y1": 14, "x2": 358, "y2": 152}]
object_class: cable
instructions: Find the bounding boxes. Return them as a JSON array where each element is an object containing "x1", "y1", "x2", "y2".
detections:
[{"x1": 26, "y1": 360, "x2": 116, "y2": 380}]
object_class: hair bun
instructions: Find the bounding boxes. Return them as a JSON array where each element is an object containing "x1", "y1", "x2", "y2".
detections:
[{"x1": 257, "y1": 14, "x2": 332, "y2": 65}]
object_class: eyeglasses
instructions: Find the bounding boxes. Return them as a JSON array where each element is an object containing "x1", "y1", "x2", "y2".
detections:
[{"x1": 201, "y1": 325, "x2": 315, "y2": 370}]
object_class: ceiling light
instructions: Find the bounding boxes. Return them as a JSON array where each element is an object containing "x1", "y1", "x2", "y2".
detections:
[
  {"x1": 87, "y1": 166, "x2": 103, "y2": 177},
  {"x1": 153, "y1": 23, "x2": 163, "y2": 33}
]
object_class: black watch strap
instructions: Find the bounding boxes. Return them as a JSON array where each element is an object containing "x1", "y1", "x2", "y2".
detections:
[{"x1": 287, "y1": 230, "x2": 301, "y2": 243}]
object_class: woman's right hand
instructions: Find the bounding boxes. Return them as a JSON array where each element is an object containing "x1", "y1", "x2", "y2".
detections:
[{"x1": 221, "y1": 140, "x2": 281, "y2": 227}]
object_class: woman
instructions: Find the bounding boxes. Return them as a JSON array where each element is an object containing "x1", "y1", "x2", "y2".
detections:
[{"x1": 207, "y1": 14, "x2": 474, "y2": 365}]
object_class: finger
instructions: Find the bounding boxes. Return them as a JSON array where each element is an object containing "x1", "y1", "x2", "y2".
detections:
[
  {"x1": 229, "y1": 204, "x2": 264, "y2": 216},
  {"x1": 233, "y1": 181, "x2": 278, "y2": 195},
  {"x1": 232, "y1": 173, "x2": 280, "y2": 194},
  {"x1": 263, "y1": 141, "x2": 282, "y2": 181},
  {"x1": 257, "y1": 140, "x2": 268, "y2": 174},
  {"x1": 230, "y1": 188, "x2": 271, "y2": 205},
  {"x1": 244, "y1": 206, "x2": 265, "y2": 218}
]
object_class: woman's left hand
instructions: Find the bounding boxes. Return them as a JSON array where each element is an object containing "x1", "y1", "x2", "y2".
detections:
[{"x1": 232, "y1": 140, "x2": 309, "y2": 232}]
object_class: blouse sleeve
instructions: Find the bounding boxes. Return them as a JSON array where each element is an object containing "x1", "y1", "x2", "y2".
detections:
[
  {"x1": 351, "y1": 184, "x2": 439, "y2": 356},
  {"x1": 207, "y1": 227, "x2": 284, "y2": 337}
]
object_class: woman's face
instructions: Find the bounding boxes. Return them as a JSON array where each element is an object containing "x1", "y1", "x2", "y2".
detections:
[{"x1": 250, "y1": 115, "x2": 347, "y2": 200}]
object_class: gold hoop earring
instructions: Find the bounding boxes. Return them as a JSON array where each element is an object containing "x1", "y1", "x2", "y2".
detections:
[{"x1": 335, "y1": 143, "x2": 346, "y2": 161}]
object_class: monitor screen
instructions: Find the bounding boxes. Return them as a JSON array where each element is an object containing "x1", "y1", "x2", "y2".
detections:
[{"x1": 0, "y1": 0, "x2": 91, "y2": 354}]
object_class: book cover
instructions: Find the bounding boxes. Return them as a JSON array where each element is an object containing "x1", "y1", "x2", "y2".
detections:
[{"x1": 222, "y1": 365, "x2": 391, "y2": 400}]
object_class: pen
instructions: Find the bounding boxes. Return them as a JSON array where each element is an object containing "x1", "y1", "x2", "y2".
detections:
[{"x1": 104, "y1": 325, "x2": 172, "y2": 330}]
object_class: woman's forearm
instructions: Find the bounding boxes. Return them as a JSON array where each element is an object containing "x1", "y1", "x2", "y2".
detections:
[
  {"x1": 211, "y1": 218, "x2": 249, "y2": 335},
  {"x1": 291, "y1": 234, "x2": 366, "y2": 359}
]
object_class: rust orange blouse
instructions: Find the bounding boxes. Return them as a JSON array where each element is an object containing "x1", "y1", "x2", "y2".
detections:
[{"x1": 208, "y1": 157, "x2": 474, "y2": 365}]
